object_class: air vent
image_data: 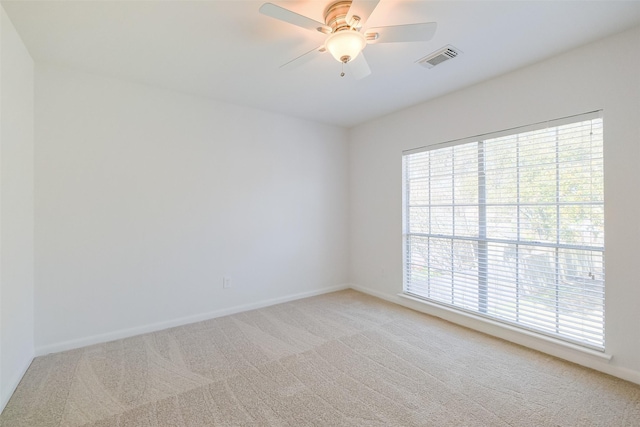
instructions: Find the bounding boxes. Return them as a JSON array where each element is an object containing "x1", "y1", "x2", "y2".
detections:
[{"x1": 417, "y1": 45, "x2": 461, "y2": 69}]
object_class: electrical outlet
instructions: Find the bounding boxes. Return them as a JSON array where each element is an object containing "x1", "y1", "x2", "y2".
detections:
[{"x1": 223, "y1": 277, "x2": 231, "y2": 289}]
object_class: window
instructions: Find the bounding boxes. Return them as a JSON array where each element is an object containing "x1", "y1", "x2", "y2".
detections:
[{"x1": 402, "y1": 112, "x2": 604, "y2": 350}]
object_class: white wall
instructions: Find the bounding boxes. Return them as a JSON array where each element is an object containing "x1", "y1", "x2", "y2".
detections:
[
  {"x1": 349, "y1": 26, "x2": 640, "y2": 383},
  {"x1": 0, "y1": 5, "x2": 35, "y2": 412},
  {"x1": 34, "y1": 65, "x2": 349, "y2": 353}
]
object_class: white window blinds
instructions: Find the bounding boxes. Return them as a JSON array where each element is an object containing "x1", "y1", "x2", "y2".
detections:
[{"x1": 402, "y1": 112, "x2": 604, "y2": 350}]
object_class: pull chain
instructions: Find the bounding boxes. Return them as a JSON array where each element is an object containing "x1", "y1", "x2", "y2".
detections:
[{"x1": 340, "y1": 61, "x2": 345, "y2": 77}]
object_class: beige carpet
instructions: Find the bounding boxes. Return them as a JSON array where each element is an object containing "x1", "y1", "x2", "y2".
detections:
[{"x1": 1, "y1": 290, "x2": 639, "y2": 427}]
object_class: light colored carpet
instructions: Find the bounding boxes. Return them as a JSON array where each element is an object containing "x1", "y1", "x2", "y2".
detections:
[{"x1": 1, "y1": 290, "x2": 639, "y2": 426}]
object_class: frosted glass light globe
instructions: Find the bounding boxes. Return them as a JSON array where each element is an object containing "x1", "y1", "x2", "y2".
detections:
[{"x1": 325, "y1": 30, "x2": 366, "y2": 63}]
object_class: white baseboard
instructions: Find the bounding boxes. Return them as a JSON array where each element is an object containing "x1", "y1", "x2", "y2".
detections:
[
  {"x1": 348, "y1": 284, "x2": 640, "y2": 386},
  {"x1": 349, "y1": 284, "x2": 396, "y2": 302},
  {"x1": 35, "y1": 284, "x2": 349, "y2": 356},
  {"x1": 0, "y1": 355, "x2": 34, "y2": 414}
]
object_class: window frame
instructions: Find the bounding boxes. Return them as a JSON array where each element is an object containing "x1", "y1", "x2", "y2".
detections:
[{"x1": 402, "y1": 111, "x2": 605, "y2": 351}]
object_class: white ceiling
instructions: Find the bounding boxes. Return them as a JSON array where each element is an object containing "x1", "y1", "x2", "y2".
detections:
[{"x1": 3, "y1": 0, "x2": 640, "y2": 127}]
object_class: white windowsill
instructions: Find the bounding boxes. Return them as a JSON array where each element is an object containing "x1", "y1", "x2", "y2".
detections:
[{"x1": 397, "y1": 292, "x2": 613, "y2": 362}]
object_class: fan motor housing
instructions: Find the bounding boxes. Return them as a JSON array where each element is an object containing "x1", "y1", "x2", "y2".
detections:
[{"x1": 324, "y1": 1, "x2": 353, "y2": 33}]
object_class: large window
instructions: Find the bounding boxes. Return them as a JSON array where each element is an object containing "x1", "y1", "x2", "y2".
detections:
[{"x1": 402, "y1": 112, "x2": 604, "y2": 350}]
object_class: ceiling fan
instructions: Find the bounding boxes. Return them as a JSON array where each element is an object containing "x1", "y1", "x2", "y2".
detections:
[{"x1": 259, "y1": 0, "x2": 437, "y2": 79}]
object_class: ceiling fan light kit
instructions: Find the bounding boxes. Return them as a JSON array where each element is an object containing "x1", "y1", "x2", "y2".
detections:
[
  {"x1": 325, "y1": 30, "x2": 366, "y2": 63},
  {"x1": 259, "y1": 0, "x2": 438, "y2": 79}
]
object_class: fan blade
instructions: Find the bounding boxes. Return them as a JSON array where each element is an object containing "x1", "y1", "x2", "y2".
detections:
[
  {"x1": 259, "y1": 3, "x2": 331, "y2": 33},
  {"x1": 346, "y1": 0, "x2": 380, "y2": 28},
  {"x1": 365, "y1": 22, "x2": 437, "y2": 44},
  {"x1": 348, "y1": 53, "x2": 371, "y2": 80},
  {"x1": 280, "y1": 46, "x2": 325, "y2": 69}
]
